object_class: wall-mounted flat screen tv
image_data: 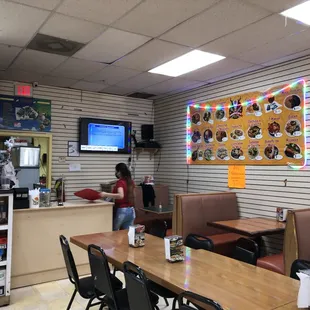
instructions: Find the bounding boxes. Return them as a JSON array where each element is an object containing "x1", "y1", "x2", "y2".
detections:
[{"x1": 79, "y1": 118, "x2": 131, "y2": 154}]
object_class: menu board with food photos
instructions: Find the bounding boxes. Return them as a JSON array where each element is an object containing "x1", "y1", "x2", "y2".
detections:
[{"x1": 188, "y1": 79, "x2": 305, "y2": 165}]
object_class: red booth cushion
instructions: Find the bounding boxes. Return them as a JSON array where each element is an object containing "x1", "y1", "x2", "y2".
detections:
[
  {"x1": 257, "y1": 253, "x2": 284, "y2": 274},
  {"x1": 74, "y1": 189, "x2": 101, "y2": 201}
]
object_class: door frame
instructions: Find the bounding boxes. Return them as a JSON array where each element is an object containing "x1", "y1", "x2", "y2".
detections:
[{"x1": 0, "y1": 131, "x2": 52, "y2": 188}]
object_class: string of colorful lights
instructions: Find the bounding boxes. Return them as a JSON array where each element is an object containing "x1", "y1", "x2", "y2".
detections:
[{"x1": 186, "y1": 79, "x2": 307, "y2": 168}]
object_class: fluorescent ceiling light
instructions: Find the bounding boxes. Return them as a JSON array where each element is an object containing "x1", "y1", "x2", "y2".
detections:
[
  {"x1": 280, "y1": 1, "x2": 310, "y2": 25},
  {"x1": 148, "y1": 50, "x2": 225, "y2": 77}
]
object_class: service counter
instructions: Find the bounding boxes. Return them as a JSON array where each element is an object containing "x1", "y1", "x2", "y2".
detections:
[{"x1": 11, "y1": 200, "x2": 113, "y2": 288}]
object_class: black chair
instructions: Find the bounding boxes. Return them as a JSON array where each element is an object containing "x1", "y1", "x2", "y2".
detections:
[
  {"x1": 149, "y1": 219, "x2": 168, "y2": 238},
  {"x1": 59, "y1": 235, "x2": 102, "y2": 310},
  {"x1": 123, "y1": 261, "x2": 160, "y2": 310},
  {"x1": 88, "y1": 244, "x2": 126, "y2": 310},
  {"x1": 178, "y1": 291, "x2": 224, "y2": 310},
  {"x1": 290, "y1": 259, "x2": 310, "y2": 280},
  {"x1": 148, "y1": 220, "x2": 178, "y2": 309},
  {"x1": 232, "y1": 238, "x2": 259, "y2": 265},
  {"x1": 185, "y1": 233, "x2": 214, "y2": 251}
]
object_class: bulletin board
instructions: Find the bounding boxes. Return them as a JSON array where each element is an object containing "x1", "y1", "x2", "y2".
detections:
[
  {"x1": 187, "y1": 79, "x2": 305, "y2": 165},
  {"x1": 0, "y1": 94, "x2": 51, "y2": 132}
]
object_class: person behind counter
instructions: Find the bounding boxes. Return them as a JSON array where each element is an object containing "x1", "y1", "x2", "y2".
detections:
[{"x1": 100, "y1": 163, "x2": 135, "y2": 230}]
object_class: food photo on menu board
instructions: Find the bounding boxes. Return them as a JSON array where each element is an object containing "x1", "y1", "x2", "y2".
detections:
[{"x1": 187, "y1": 79, "x2": 305, "y2": 165}]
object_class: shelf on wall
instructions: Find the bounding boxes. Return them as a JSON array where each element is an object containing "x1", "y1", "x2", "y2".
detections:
[
  {"x1": 0, "y1": 226, "x2": 8, "y2": 231},
  {"x1": 134, "y1": 148, "x2": 160, "y2": 160}
]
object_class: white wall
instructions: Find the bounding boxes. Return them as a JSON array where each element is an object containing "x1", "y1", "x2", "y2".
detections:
[
  {"x1": 154, "y1": 55, "x2": 310, "y2": 254},
  {"x1": 0, "y1": 80, "x2": 155, "y2": 200}
]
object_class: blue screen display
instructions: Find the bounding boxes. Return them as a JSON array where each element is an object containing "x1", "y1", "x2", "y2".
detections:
[{"x1": 88, "y1": 123, "x2": 125, "y2": 150}]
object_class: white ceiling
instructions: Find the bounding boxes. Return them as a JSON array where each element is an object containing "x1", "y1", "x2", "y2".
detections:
[{"x1": 0, "y1": 0, "x2": 309, "y2": 98}]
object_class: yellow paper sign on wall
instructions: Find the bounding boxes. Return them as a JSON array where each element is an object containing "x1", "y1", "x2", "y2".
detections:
[{"x1": 228, "y1": 165, "x2": 246, "y2": 188}]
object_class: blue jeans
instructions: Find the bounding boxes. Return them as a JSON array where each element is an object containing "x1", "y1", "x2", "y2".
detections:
[{"x1": 113, "y1": 207, "x2": 135, "y2": 231}]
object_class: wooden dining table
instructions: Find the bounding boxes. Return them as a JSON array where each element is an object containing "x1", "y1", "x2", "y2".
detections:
[
  {"x1": 208, "y1": 218, "x2": 286, "y2": 237},
  {"x1": 70, "y1": 230, "x2": 299, "y2": 310}
]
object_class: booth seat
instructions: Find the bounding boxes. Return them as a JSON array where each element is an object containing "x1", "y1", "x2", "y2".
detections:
[
  {"x1": 257, "y1": 208, "x2": 310, "y2": 276},
  {"x1": 173, "y1": 192, "x2": 242, "y2": 256},
  {"x1": 257, "y1": 253, "x2": 284, "y2": 274},
  {"x1": 100, "y1": 183, "x2": 171, "y2": 232},
  {"x1": 133, "y1": 185, "x2": 172, "y2": 231}
]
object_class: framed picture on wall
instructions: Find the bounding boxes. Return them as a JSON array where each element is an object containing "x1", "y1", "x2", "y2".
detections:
[{"x1": 68, "y1": 141, "x2": 80, "y2": 157}]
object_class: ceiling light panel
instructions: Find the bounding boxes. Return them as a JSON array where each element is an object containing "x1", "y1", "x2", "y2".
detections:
[
  {"x1": 281, "y1": 1, "x2": 310, "y2": 25},
  {"x1": 149, "y1": 50, "x2": 225, "y2": 77}
]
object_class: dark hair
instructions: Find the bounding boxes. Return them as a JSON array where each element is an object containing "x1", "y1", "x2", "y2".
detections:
[{"x1": 115, "y1": 163, "x2": 134, "y2": 205}]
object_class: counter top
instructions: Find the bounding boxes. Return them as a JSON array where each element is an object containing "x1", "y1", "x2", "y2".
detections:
[{"x1": 14, "y1": 200, "x2": 113, "y2": 212}]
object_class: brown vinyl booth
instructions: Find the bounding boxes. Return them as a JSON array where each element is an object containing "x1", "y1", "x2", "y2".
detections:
[
  {"x1": 134, "y1": 184, "x2": 172, "y2": 230},
  {"x1": 100, "y1": 183, "x2": 171, "y2": 231},
  {"x1": 257, "y1": 208, "x2": 310, "y2": 276},
  {"x1": 173, "y1": 192, "x2": 242, "y2": 256}
]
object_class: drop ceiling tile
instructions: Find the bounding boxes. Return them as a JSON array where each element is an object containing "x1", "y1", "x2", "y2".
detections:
[
  {"x1": 7, "y1": 0, "x2": 61, "y2": 10},
  {"x1": 262, "y1": 49, "x2": 310, "y2": 67},
  {"x1": 205, "y1": 64, "x2": 263, "y2": 83},
  {"x1": 49, "y1": 58, "x2": 107, "y2": 80},
  {"x1": 0, "y1": 1, "x2": 50, "y2": 47},
  {"x1": 11, "y1": 50, "x2": 67, "y2": 74},
  {"x1": 74, "y1": 28, "x2": 150, "y2": 63},
  {"x1": 38, "y1": 75, "x2": 77, "y2": 88},
  {"x1": 0, "y1": 68, "x2": 42, "y2": 83},
  {"x1": 245, "y1": 0, "x2": 307, "y2": 13},
  {"x1": 84, "y1": 65, "x2": 141, "y2": 84},
  {"x1": 40, "y1": 14, "x2": 106, "y2": 44},
  {"x1": 57, "y1": 0, "x2": 141, "y2": 25},
  {"x1": 182, "y1": 58, "x2": 254, "y2": 81},
  {"x1": 141, "y1": 77, "x2": 201, "y2": 94},
  {"x1": 235, "y1": 29, "x2": 310, "y2": 64},
  {"x1": 201, "y1": 14, "x2": 309, "y2": 57},
  {"x1": 101, "y1": 85, "x2": 134, "y2": 96},
  {"x1": 160, "y1": 0, "x2": 271, "y2": 47},
  {"x1": 113, "y1": 0, "x2": 218, "y2": 37},
  {"x1": 71, "y1": 80, "x2": 109, "y2": 92},
  {"x1": 0, "y1": 45, "x2": 22, "y2": 70},
  {"x1": 116, "y1": 72, "x2": 171, "y2": 89},
  {"x1": 115, "y1": 39, "x2": 190, "y2": 71}
]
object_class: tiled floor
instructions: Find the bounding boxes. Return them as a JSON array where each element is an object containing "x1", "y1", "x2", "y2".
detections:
[{"x1": 2, "y1": 275, "x2": 172, "y2": 309}]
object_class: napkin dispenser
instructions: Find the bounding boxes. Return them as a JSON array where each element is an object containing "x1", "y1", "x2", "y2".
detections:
[
  {"x1": 128, "y1": 225, "x2": 145, "y2": 248},
  {"x1": 276, "y1": 207, "x2": 288, "y2": 222},
  {"x1": 164, "y1": 235, "x2": 184, "y2": 263}
]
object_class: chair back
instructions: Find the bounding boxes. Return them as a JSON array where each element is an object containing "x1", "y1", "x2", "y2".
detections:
[
  {"x1": 185, "y1": 233, "x2": 214, "y2": 251},
  {"x1": 233, "y1": 238, "x2": 259, "y2": 265},
  {"x1": 149, "y1": 220, "x2": 167, "y2": 238},
  {"x1": 59, "y1": 235, "x2": 80, "y2": 288},
  {"x1": 290, "y1": 259, "x2": 310, "y2": 280},
  {"x1": 178, "y1": 291, "x2": 223, "y2": 310},
  {"x1": 123, "y1": 261, "x2": 154, "y2": 310},
  {"x1": 88, "y1": 244, "x2": 117, "y2": 308}
]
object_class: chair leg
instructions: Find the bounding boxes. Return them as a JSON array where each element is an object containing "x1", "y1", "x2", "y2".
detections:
[
  {"x1": 113, "y1": 267, "x2": 117, "y2": 276},
  {"x1": 85, "y1": 296, "x2": 96, "y2": 310},
  {"x1": 164, "y1": 297, "x2": 169, "y2": 307},
  {"x1": 172, "y1": 297, "x2": 177, "y2": 310},
  {"x1": 99, "y1": 302, "x2": 106, "y2": 310},
  {"x1": 66, "y1": 289, "x2": 77, "y2": 310}
]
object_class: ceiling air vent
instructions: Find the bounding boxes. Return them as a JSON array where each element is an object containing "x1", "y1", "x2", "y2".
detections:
[
  {"x1": 27, "y1": 33, "x2": 85, "y2": 57},
  {"x1": 127, "y1": 92, "x2": 156, "y2": 99}
]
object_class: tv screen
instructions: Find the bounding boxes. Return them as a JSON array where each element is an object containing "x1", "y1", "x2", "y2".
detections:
[{"x1": 79, "y1": 118, "x2": 131, "y2": 154}]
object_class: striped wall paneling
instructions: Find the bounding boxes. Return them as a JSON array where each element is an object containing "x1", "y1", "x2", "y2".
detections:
[{"x1": 0, "y1": 80, "x2": 155, "y2": 200}]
